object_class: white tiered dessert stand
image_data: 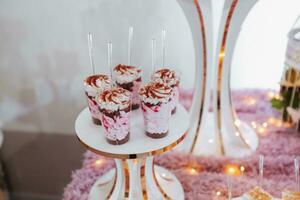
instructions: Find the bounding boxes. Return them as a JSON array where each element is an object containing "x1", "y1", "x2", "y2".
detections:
[{"x1": 75, "y1": 104, "x2": 189, "y2": 200}]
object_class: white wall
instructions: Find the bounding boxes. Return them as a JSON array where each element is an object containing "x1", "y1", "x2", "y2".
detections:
[
  {"x1": 0, "y1": 0, "x2": 195, "y2": 131},
  {"x1": 231, "y1": 0, "x2": 300, "y2": 89}
]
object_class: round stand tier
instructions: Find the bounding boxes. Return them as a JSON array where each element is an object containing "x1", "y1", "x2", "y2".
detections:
[
  {"x1": 75, "y1": 104, "x2": 189, "y2": 200},
  {"x1": 76, "y1": 105, "x2": 189, "y2": 159}
]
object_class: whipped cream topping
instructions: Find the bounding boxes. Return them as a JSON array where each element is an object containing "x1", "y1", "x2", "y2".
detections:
[
  {"x1": 139, "y1": 82, "x2": 172, "y2": 105},
  {"x1": 84, "y1": 74, "x2": 110, "y2": 97},
  {"x1": 97, "y1": 87, "x2": 131, "y2": 111},
  {"x1": 152, "y1": 68, "x2": 180, "y2": 87},
  {"x1": 113, "y1": 64, "x2": 142, "y2": 84}
]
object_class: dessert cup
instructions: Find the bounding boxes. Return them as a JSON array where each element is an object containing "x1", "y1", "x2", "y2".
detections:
[
  {"x1": 139, "y1": 82, "x2": 172, "y2": 138},
  {"x1": 113, "y1": 64, "x2": 142, "y2": 110},
  {"x1": 97, "y1": 87, "x2": 131, "y2": 145},
  {"x1": 84, "y1": 74, "x2": 110, "y2": 125},
  {"x1": 152, "y1": 68, "x2": 180, "y2": 115}
]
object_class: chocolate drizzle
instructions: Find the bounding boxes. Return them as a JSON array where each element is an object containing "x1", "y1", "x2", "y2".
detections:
[
  {"x1": 114, "y1": 64, "x2": 141, "y2": 75},
  {"x1": 139, "y1": 82, "x2": 172, "y2": 99},
  {"x1": 152, "y1": 68, "x2": 179, "y2": 87},
  {"x1": 85, "y1": 74, "x2": 109, "y2": 87},
  {"x1": 155, "y1": 68, "x2": 176, "y2": 79},
  {"x1": 98, "y1": 87, "x2": 131, "y2": 109}
]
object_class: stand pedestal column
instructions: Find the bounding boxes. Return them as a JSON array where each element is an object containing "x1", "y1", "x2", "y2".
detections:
[{"x1": 89, "y1": 157, "x2": 184, "y2": 200}]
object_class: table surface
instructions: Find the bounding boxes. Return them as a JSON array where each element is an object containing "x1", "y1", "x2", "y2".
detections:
[{"x1": 75, "y1": 104, "x2": 189, "y2": 159}]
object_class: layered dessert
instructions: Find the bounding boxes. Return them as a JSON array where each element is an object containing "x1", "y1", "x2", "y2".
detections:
[
  {"x1": 282, "y1": 190, "x2": 300, "y2": 200},
  {"x1": 243, "y1": 187, "x2": 273, "y2": 200},
  {"x1": 152, "y1": 68, "x2": 180, "y2": 114},
  {"x1": 97, "y1": 87, "x2": 131, "y2": 145},
  {"x1": 113, "y1": 64, "x2": 142, "y2": 110},
  {"x1": 139, "y1": 82, "x2": 172, "y2": 138},
  {"x1": 84, "y1": 74, "x2": 110, "y2": 125}
]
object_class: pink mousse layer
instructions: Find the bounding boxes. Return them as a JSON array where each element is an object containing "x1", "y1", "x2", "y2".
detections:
[
  {"x1": 86, "y1": 96, "x2": 101, "y2": 120},
  {"x1": 141, "y1": 102, "x2": 171, "y2": 134},
  {"x1": 100, "y1": 111, "x2": 130, "y2": 141}
]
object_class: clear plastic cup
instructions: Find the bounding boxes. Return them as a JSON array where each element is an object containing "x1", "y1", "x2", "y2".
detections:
[
  {"x1": 84, "y1": 75, "x2": 110, "y2": 125},
  {"x1": 139, "y1": 82, "x2": 172, "y2": 138},
  {"x1": 97, "y1": 87, "x2": 131, "y2": 145},
  {"x1": 113, "y1": 64, "x2": 142, "y2": 110},
  {"x1": 151, "y1": 68, "x2": 180, "y2": 115}
]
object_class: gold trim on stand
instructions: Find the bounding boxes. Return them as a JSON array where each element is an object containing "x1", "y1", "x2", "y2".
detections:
[
  {"x1": 216, "y1": 0, "x2": 239, "y2": 155},
  {"x1": 105, "y1": 169, "x2": 117, "y2": 200},
  {"x1": 189, "y1": 0, "x2": 208, "y2": 153},
  {"x1": 122, "y1": 160, "x2": 130, "y2": 198},
  {"x1": 77, "y1": 131, "x2": 188, "y2": 159},
  {"x1": 217, "y1": 0, "x2": 238, "y2": 155},
  {"x1": 217, "y1": 0, "x2": 253, "y2": 153},
  {"x1": 225, "y1": 0, "x2": 251, "y2": 148},
  {"x1": 152, "y1": 163, "x2": 171, "y2": 200},
  {"x1": 140, "y1": 158, "x2": 148, "y2": 199}
]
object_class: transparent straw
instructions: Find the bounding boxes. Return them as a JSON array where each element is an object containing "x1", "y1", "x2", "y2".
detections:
[
  {"x1": 128, "y1": 26, "x2": 133, "y2": 65},
  {"x1": 162, "y1": 29, "x2": 166, "y2": 67},
  {"x1": 227, "y1": 175, "x2": 232, "y2": 200},
  {"x1": 107, "y1": 42, "x2": 113, "y2": 86},
  {"x1": 295, "y1": 158, "x2": 299, "y2": 191},
  {"x1": 152, "y1": 38, "x2": 157, "y2": 75},
  {"x1": 87, "y1": 33, "x2": 95, "y2": 74},
  {"x1": 259, "y1": 155, "x2": 264, "y2": 188}
]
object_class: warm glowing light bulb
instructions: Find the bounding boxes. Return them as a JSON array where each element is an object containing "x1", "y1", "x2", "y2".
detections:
[
  {"x1": 262, "y1": 122, "x2": 268, "y2": 128},
  {"x1": 216, "y1": 191, "x2": 221, "y2": 196},
  {"x1": 257, "y1": 127, "x2": 265, "y2": 135},
  {"x1": 235, "y1": 132, "x2": 240, "y2": 136},
  {"x1": 251, "y1": 121, "x2": 257, "y2": 129},
  {"x1": 190, "y1": 168, "x2": 197, "y2": 175},
  {"x1": 240, "y1": 166, "x2": 245, "y2": 172},
  {"x1": 94, "y1": 159, "x2": 103, "y2": 166},
  {"x1": 267, "y1": 117, "x2": 275, "y2": 125},
  {"x1": 224, "y1": 164, "x2": 241, "y2": 176}
]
